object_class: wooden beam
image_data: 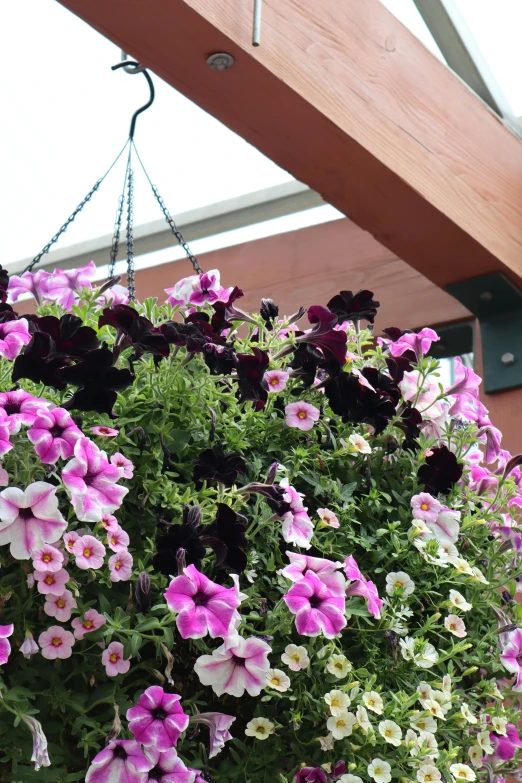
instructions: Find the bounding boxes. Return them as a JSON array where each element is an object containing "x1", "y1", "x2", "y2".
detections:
[{"x1": 57, "y1": 0, "x2": 522, "y2": 293}]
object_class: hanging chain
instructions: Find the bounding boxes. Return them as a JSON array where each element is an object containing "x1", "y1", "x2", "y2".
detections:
[
  {"x1": 132, "y1": 142, "x2": 203, "y2": 274},
  {"x1": 125, "y1": 166, "x2": 136, "y2": 301}
]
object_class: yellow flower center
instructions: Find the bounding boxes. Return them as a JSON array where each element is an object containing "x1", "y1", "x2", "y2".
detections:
[
  {"x1": 256, "y1": 725, "x2": 265, "y2": 734},
  {"x1": 297, "y1": 411, "x2": 307, "y2": 419},
  {"x1": 109, "y1": 653, "x2": 118, "y2": 663},
  {"x1": 83, "y1": 548, "x2": 91, "y2": 558},
  {"x1": 52, "y1": 637, "x2": 62, "y2": 646},
  {"x1": 385, "y1": 729, "x2": 392, "y2": 737},
  {"x1": 421, "y1": 503, "x2": 429, "y2": 510},
  {"x1": 368, "y1": 698, "x2": 375, "y2": 706},
  {"x1": 84, "y1": 620, "x2": 93, "y2": 629},
  {"x1": 270, "y1": 677, "x2": 281, "y2": 686},
  {"x1": 394, "y1": 581, "x2": 404, "y2": 588},
  {"x1": 334, "y1": 663, "x2": 342, "y2": 670},
  {"x1": 290, "y1": 654, "x2": 300, "y2": 663},
  {"x1": 42, "y1": 554, "x2": 51, "y2": 563},
  {"x1": 331, "y1": 699, "x2": 340, "y2": 708},
  {"x1": 44, "y1": 576, "x2": 54, "y2": 585},
  {"x1": 270, "y1": 378, "x2": 278, "y2": 386},
  {"x1": 115, "y1": 561, "x2": 122, "y2": 570},
  {"x1": 56, "y1": 599, "x2": 66, "y2": 608}
]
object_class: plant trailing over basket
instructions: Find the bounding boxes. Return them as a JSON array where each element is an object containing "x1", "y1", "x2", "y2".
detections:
[{"x1": 0, "y1": 265, "x2": 520, "y2": 783}]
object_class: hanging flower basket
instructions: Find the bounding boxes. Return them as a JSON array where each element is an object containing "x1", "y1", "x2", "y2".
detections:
[{"x1": 0, "y1": 263, "x2": 520, "y2": 783}]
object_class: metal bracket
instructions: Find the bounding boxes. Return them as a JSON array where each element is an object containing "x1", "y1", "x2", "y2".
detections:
[{"x1": 447, "y1": 273, "x2": 522, "y2": 394}]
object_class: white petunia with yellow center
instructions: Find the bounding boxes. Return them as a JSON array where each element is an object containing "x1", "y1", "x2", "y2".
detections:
[
  {"x1": 368, "y1": 758, "x2": 392, "y2": 783},
  {"x1": 378, "y1": 719, "x2": 402, "y2": 746},
  {"x1": 423, "y1": 689, "x2": 451, "y2": 715},
  {"x1": 444, "y1": 614, "x2": 467, "y2": 638},
  {"x1": 347, "y1": 433, "x2": 372, "y2": 454},
  {"x1": 450, "y1": 764, "x2": 476, "y2": 782},
  {"x1": 417, "y1": 682, "x2": 432, "y2": 702},
  {"x1": 477, "y1": 730, "x2": 494, "y2": 755},
  {"x1": 385, "y1": 571, "x2": 415, "y2": 597},
  {"x1": 417, "y1": 731, "x2": 439, "y2": 758},
  {"x1": 356, "y1": 705, "x2": 372, "y2": 734},
  {"x1": 339, "y1": 775, "x2": 363, "y2": 783},
  {"x1": 421, "y1": 699, "x2": 446, "y2": 720},
  {"x1": 281, "y1": 643, "x2": 309, "y2": 671},
  {"x1": 470, "y1": 566, "x2": 488, "y2": 584},
  {"x1": 448, "y1": 589, "x2": 472, "y2": 612},
  {"x1": 363, "y1": 691, "x2": 384, "y2": 715},
  {"x1": 400, "y1": 637, "x2": 439, "y2": 669},
  {"x1": 325, "y1": 689, "x2": 351, "y2": 716},
  {"x1": 327, "y1": 654, "x2": 352, "y2": 679},
  {"x1": 490, "y1": 716, "x2": 508, "y2": 735},
  {"x1": 327, "y1": 710, "x2": 356, "y2": 740},
  {"x1": 416, "y1": 764, "x2": 441, "y2": 783},
  {"x1": 468, "y1": 745, "x2": 483, "y2": 768},
  {"x1": 265, "y1": 668, "x2": 291, "y2": 693},
  {"x1": 245, "y1": 717, "x2": 275, "y2": 741},
  {"x1": 410, "y1": 714, "x2": 437, "y2": 734},
  {"x1": 451, "y1": 558, "x2": 474, "y2": 576},
  {"x1": 460, "y1": 704, "x2": 477, "y2": 724}
]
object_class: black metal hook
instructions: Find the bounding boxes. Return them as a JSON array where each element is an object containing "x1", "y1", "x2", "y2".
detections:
[{"x1": 111, "y1": 60, "x2": 155, "y2": 140}]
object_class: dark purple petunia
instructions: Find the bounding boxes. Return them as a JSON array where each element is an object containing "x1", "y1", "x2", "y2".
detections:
[
  {"x1": 325, "y1": 372, "x2": 396, "y2": 434},
  {"x1": 0, "y1": 265, "x2": 9, "y2": 304},
  {"x1": 327, "y1": 289, "x2": 380, "y2": 324},
  {"x1": 260, "y1": 298, "x2": 279, "y2": 327},
  {"x1": 202, "y1": 503, "x2": 248, "y2": 572},
  {"x1": 212, "y1": 286, "x2": 256, "y2": 333},
  {"x1": 418, "y1": 445, "x2": 463, "y2": 494},
  {"x1": 57, "y1": 343, "x2": 134, "y2": 417},
  {"x1": 153, "y1": 506, "x2": 207, "y2": 575},
  {"x1": 490, "y1": 723, "x2": 522, "y2": 761},
  {"x1": 241, "y1": 482, "x2": 291, "y2": 516},
  {"x1": 34, "y1": 314, "x2": 99, "y2": 357},
  {"x1": 204, "y1": 343, "x2": 237, "y2": 375},
  {"x1": 193, "y1": 446, "x2": 246, "y2": 487},
  {"x1": 235, "y1": 348, "x2": 270, "y2": 409},
  {"x1": 0, "y1": 303, "x2": 20, "y2": 324},
  {"x1": 12, "y1": 332, "x2": 71, "y2": 390},
  {"x1": 295, "y1": 306, "x2": 347, "y2": 366},
  {"x1": 396, "y1": 403, "x2": 423, "y2": 445},
  {"x1": 386, "y1": 354, "x2": 415, "y2": 384},
  {"x1": 99, "y1": 305, "x2": 169, "y2": 360},
  {"x1": 295, "y1": 767, "x2": 328, "y2": 783},
  {"x1": 159, "y1": 320, "x2": 211, "y2": 353}
]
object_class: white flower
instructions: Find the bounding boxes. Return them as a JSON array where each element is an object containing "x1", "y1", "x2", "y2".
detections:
[
  {"x1": 316, "y1": 733, "x2": 335, "y2": 751},
  {"x1": 449, "y1": 589, "x2": 472, "y2": 612},
  {"x1": 281, "y1": 644, "x2": 309, "y2": 671},
  {"x1": 460, "y1": 704, "x2": 477, "y2": 724},
  {"x1": 468, "y1": 745, "x2": 483, "y2": 768},
  {"x1": 491, "y1": 716, "x2": 508, "y2": 735},
  {"x1": 441, "y1": 674, "x2": 452, "y2": 699},
  {"x1": 368, "y1": 758, "x2": 392, "y2": 783},
  {"x1": 417, "y1": 642, "x2": 439, "y2": 669},
  {"x1": 417, "y1": 682, "x2": 432, "y2": 701},
  {"x1": 325, "y1": 689, "x2": 351, "y2": 715},
  {"x1": 347, "y1": 433, "x2": 372, "y2": 454},
  {"x1": 378, "y1": 719, "x2": 402, "y2": 746},
  {"x1": 425, "y1": 689, "x2": 451, "y2": 714},
  {"x1": 417, "y1": 764, "x2": 441, "y2": 783},
  {"x1": 400, "y1": 637, "x2": 439, "y2": 668},
  {"x1": 404, "y1": 728, "x2": 418, "y2": 750},
  {"x1": 477, "y1": 730, "x2": 494, "y2": 755},
  {"x1": 340, "y1": 776, "x2": 363, "y2": 783},
  {"x1": 470, "y1": 566, "x2": 489, "y2": 584},
  {"x1": 421, "y1": 699, "x2": 446, "y2": 720},
  {"x1": 327, "y1": 710, "x2": 356, "y2": 740},
  {"x1": 386, "y1": 571, "x2": 415, "y2": 596},
  {"x1": 444, "y1": 614, "x2": 467, "y2": 638},
  {"x1": 418, "y1": 731, "x2": 439, "y2": 757},
  {"x1": 410, "y1": 714, "x2": 437, "y2": 734},
  {"x1": 409, "y1": 519, "x2": 431, "y2": 539},
  {"x1": 450, "y1": 764, "x2": 476, "y2": 782},
  {"x1": 363, "y1": 691, "x2": 384, "y2": 714},
  {"x1": 327, "y1": 654, "x2": 352, "y2": 679},
  {"x1": 438, "y1": 539, "x2": 460, "y2": 562},
  {"x1": 245, "y1": 569, "x2": 258, "y2": 583},
  {"x1": 451, "y1": 558, "x2": 474, "y2": 576},
  {"x1": 245, "y1": 717, "x2": 275, "y2": 740},
  {"x1": 265, "y1": 668, "x2": 291, "y2": 692},
  {"x1": 356, "y1": 705, "x2": 372, "y2": 734}
]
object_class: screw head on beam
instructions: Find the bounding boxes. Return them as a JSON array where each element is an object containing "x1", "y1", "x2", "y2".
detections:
[
  {"x1": 501, "y1": 352, "x2": 516, "y2": 366},
  {"x1": 206, "y1": 52, "x2": 235, "y2": 71}
]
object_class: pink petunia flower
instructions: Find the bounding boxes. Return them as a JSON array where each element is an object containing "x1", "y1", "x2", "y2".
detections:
[
  {"x1": 32, "y1": 543, "x2": 64, "y2": 573},
  {"x1": 278, "y1": 479, "x2": 314, "y2": 549},
  {"x1": 164, "y1": 564, "x2": 241, "y2": 639},
  {"x1": 108, "y1": 550, "x2": 133, "y2": 582},
  {"x1": 283, "y1": 570, "x2": 346, "y2": 638},
  {"x1": 0, "y1": 482, "x2": 67, "y2": 559},
  {"x1": 100, "y1": 513, "x2": 119, "y2": 532},
  {"x1": 285, "y1": 401, "x2": 320, "y2": 431},
  {"x1": 0, "y1": 465, "x2": 9, "y2": 484},
  {"x1": 62, "y1": 437, "x2": 128, "y2": 522},
  {"x1": 8, "y1": 269, "x2": 51, "y2": 304},
  {"x1": 102, "y1": 641, "x2": 131, "y2": 677},
  {"x1": 344, "y1": 556, "x2": 383, "y2": 619},
  {"x1": 44, "y1": 589, "x2": 77, "y2": 622},
  {"x1": 388, "y1": 327, "x2": 440, "y2": 359},
  {"x1": 71, "y1": 608, "x2": 106, "y2": 640},
  {"x1": 425, "y1": 508, "x2": 461, "y2": 544},
  {"x1": 27, "y1": 407, "x2": 82, "y2": 464},
  {"x1": 72, "y1": 535, "x2": 106, "y2": 569},
  {"x1": 43, "y1": 261, "x2": 96, "y2": 311},
  {"x1": 194, "y1": 633, "x2": 271, "y2": 697},
  {"x1": 86, "y1": 739, "x2": 152, "y2": 783},
  {"x1": 411, "y1": 493, "x2": 441, "y2": 524},
  {"x1": 107, "y1": 524, "x2": 130, "y2": 552},
  {"x1": 0, "y1": 623, "x2": 14, "y2": 664},
  {"x1": 444, "y1": 614, "x2": 467, "y2": 638},
  {"x1": 0, "y1": 390, "x2": 51, "y2": 434},
  {"x1": 0, "y1": 413, "x2": 12, "y2": 459},
  {"x1": 490, "y1": 724, "x2": 522, "y2": 762},
  {"x1": 39, "y1": 625, "x2": 75, "y2": 659},
  {"x1": 500, "y1": 628, "x2": 522, "y2": 691},
  {"x1": 63, "y1": 530, "x2": 79, "y2": 553},
  {"x1": 279, "y1": 552, "x2": 345, "y2": 595},
  {"x1": 20, "y1": 631, "x2": 39, "y2": 659},
  {"x1": 91, "y1": 425, "x2": 119, "y2": 438},
  {"x1": 34, "y1": 567, "x2": 70, "y2": 596},
  {"x1": 317, "y1": 508, "x2": 339, "y2": 529},
  {"x1": 165, "y1": 269, "x2": 230, "y2": 307},
  {"x1": 110, "y1": 452, "x2": 134, "y2": 479},
  {"x1": 190, "y1": 712, "x2": 236, "y2": 759},
  {"x1": 127, "y1": 686, "x2": 189, "y2": 750},
  {"x1": 143, "y1": 748, "x2": 195, "y2": 782},
  {"x1": 0, "y1": 319, "x2": 31, "y2": 360},
  {"x1": 96, "y1": 283, "x2": 130, "y2": 307},
  {"x1": 265, "y1": 369, "x2": 289, "y2": 393}
]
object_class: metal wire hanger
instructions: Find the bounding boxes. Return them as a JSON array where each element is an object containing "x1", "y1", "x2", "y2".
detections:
[{"x1": 25, "y1": 56, "x2": 202, "y2": 301}]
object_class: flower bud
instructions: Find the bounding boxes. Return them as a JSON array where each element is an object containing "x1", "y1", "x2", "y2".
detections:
[
  {"x1": 20, "y1": 631, "x2": 38, "y2": 659},
  {"x1": 183, "y1": 505, "x2": 201, "y2": 528},
  {"x1": 265, "y1": 462, "x2": 279, "y2": 485},
  {"x1": 176, "y1": 548, "x2": 187, "y2": 575},
  {"x1": 135, "y1": 571, "x2": 151, "y2": 613}
]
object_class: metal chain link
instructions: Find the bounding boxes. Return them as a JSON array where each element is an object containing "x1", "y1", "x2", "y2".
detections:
[
  {"x1": 150, "y1": 185, "x2": 203, "y2": 274},
  {"x1": 126, "y1": 167, "x2": 136, "y2": 301}
]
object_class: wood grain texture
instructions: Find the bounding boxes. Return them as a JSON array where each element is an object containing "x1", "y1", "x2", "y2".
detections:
[{"x1": 57, "y1": 0, "x2": 522, "y2": 291}]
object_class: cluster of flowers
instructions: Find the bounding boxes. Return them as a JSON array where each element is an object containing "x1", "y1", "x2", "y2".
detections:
[{"x1": 0, "y1": 264, "x2": 521, "y2": 783}]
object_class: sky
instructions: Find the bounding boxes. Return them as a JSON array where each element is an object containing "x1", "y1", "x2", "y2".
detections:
[{"x1": 0, "y1": 0, "x2": 520, "y2": 275}]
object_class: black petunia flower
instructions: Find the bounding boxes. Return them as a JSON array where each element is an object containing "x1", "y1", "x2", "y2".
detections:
[
  {"x1": 201, "y1": 503, "x2": 248, "y2": 572},
  {"x1": 396, "y1": 403, "x2": 423, "y2": 446},
  {"x1": 203, "y1": 343, "x2": 237, "y2": 375},
  {"x1": 324, "y1": 372, "x2": 396, "y2": 434},
  {"x1": 295, "y1": 306, "x2": 347, "y2": 366},
  {"x1": 239, "y1": 481, "x2": 291, "y2": 516},
  {"x1": 57, "y1": 343, "x2": 134, "y2": 417},
  {"x1": 212, "y1": 286, "x2": 256, "y2": 334},
  {"x1": 99, "y1": 305, "x2": 169, "y2": 360},
  {"x1": 235, "y1": 348, "x2": 270, "y2": 409},
  {"x1": 260, "y1": 298, "x2": 279, "y2": 328},
  {"x1": 34, "y1": 314, "x2": 99, "y2": 357},
  {"x1": 0, "y1": 304, "x2": 19, "y2": 324},
  {"x1": 327, "y1": 289, "x2": 380, "y2": 324},
  {"x1": 153, "y1": 506, "x2": 207, "y2": 575},
  {"x1": 159, "y1": 320, "x2": 211, "y2": 353},
  {"x1": 12, "y1": 332, "x2": 71, "y2": 390},
  {"x1": 0, "y1": 265, "x2": 9, "y2": 304},
  {"x1": 418, "y1": 445, "x2": 463, "y2": 494},
  {"x1": 193, "y1": 445, "x2": 246, "y2": 487}
]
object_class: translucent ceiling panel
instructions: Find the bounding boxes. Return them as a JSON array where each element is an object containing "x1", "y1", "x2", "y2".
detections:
[
  {"x1": 452, "y1": 0, "x2": 522, "y2": 117},
  {"x1": 0, "y1": 0, "x2": 294, "y2": 266},
  {"x1": 378, "y1": 0, "x2": 447, "y2": 62}
]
